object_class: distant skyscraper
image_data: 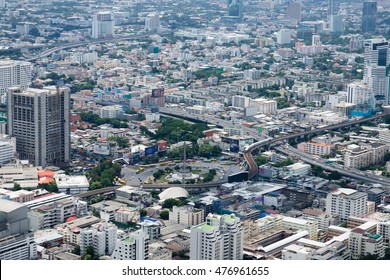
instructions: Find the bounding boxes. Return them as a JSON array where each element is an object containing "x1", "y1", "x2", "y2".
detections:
[
  {"x1": 227, "y1": 0, "x2": 243, "y2": 18},
  {"x1": 286, "y1": 2, "x2": 302, "y2": 22},
  {"x1": 144, "y1": 13, "x2": 160, "y2": 33},
  {"x1": 190, "y1": 214, "x2": 243, "y2": 260},
  {"x1": 362, "y1": 1, "x2": 377, "y2": 33},
  {"x1": 363, "y1": 38, "x2": 390, "y2": 104},
  {"x1": 0, "y1": 0, "x2": 5, "y2": 8},
  {"x1": 92, "y1": 12, "x2": 115, "y2": 39},
  {"x1": 330, "y1": 15, "x2": 343, "y2": 34},
  {"x1": 7, "y1": 86, "x2": 71, "y2": 167},
  {"x1": 0, "y1": 60, "x2": 32, "y2": 105},
  {"x1": 328, "y1": 0, "x2": 337, "y2": 16}
]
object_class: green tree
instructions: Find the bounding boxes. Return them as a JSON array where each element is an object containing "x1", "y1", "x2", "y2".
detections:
[
  {"x1": 108, "y1": 136, "x2": 129, "y2": 148},
  {"x1": 328, "y1": 171, "x2": 342, "y2": 180},
  {"x1": 29, "y1": 27, "x2": 40, "y2": 37},
  {"x1": 38, "y1": 181, "x2": 58, "y2": 193},
  {"x1": 140, "y1": 209, "x2": 147, "y2": 217},
  {"x1": 254, "y1": 156, "x2": 268, "y2": 166},
  {"x1": 162, "y1": 198, "x2": 184, "y2": 209},
  {"x1": 72, "y1": 245, "x2": 81, "y2": 255},
  {"x1": 160, "y1": 210, "x2": 169, "y2": 220},
  {"x1": 12, "y1": 183, "x2": 22, "y2": 191}
]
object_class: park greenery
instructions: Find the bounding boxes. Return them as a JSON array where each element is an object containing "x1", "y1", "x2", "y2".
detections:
[
  {"x1": 151, "y1": 118, "x2": 209, "y2": 144},
  {"x1": 88, "y1": 160, "x2": 121, "y2": 190},
  {"x1": 107, "y1": 136, "x2": 129, "y2": 148},
  {"x1": 80, "y1": 111, "x2": 129, "y2": 128}
]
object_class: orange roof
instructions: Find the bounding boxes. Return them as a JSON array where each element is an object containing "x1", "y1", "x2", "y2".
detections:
[
  {"x1": 38, "y1": 177, "x2": 55, "y2": 184},
  {"x1": 66, "y1": 216, "x2": 78, "y2": 223},
  {"x1": 38, "y1": 170, "x2": 55, "y2": 178}
]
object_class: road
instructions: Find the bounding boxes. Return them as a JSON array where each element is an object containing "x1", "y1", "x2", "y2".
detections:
[
  {"x1": 26, "y1": 32, "x2": 165, "y2": 62},
  {"x1": 159, "y1": 107, "x2": 262, "y2": 140},
  {"x1": 243, "y1": 113, "x2": 389, "y2": 180},
  {"x1": 121, "y1": 161, "x2": 241, "y2": 185},
  {"x1": 275, "y1": 145, "x2": 390, "y2": 186}
]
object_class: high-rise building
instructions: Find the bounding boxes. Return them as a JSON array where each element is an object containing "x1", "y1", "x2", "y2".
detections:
[
  {"x1": 92, "y1": 12, "x2": 115, "y2": 39},
  {"x1": 0, "y1": 0, "x2": 5, "y2": 8},
  {"x1": 328, "y1": 0, "x2": 337, "y2": 16},
  {"x1": 111, "y1": 230, "x2": 149, "y2": 260},
  {"x1": 0, "y1": 200, "x2": 37, "y2": 260},
  {"x1": 363, "y1": 38, "x2": 390, "y2": 104},
  {"x1": 144, "y1": 13, "x2": 160, "y2": 33},
  {"x1": 330, "y1": 15, "x2": 343, "y2": 34},
  {"x1": 286, "y1": 2, "x2": 302, "y2": 22},
  {"x1": 326, "y1": 188, "x2": 368, "y2": 222},
  {"x1": 190, "y1": 213, "x2": 243, "y2": 260},
  {"x1": 377, "y1": 220, "x2": 390, "y2": 246},
  {"x1": 7, "y1": 86, "x2": 71, "y2": 168},
  {"x1": 80, "y1": 222, "x2": 117, "y2": 257},
  {"x1": 169, "y1": 205, "x2": 204, "y2": 226},
  {"x1": 227, "y1": 0, "x2": 243, "y2": 18},
  {"x1": 362, "y1": 1, "x2": 377, "y2": 33},
  {"x1": 276, "y1": 29, "x2": 292, "y2": 45},
  {"x1": 0, "y1": 60, "x2": 32, "y2": 105},
  {"x1": 349, "y1": 228, "x2": 385, "y2": 259}
]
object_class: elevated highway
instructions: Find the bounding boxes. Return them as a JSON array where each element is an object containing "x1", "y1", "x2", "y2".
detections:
[{"x1": 243, "y1": 113, "x2": 388, "y2": 180}]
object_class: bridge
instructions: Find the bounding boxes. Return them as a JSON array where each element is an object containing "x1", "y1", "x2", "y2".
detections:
[{"x1": 243, "y1": 113, "x2": 389, "y2": 180}]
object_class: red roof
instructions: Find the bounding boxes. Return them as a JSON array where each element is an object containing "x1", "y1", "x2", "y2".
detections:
[{"x1": 66, "y1": 216, "x2": 78, "y2": 222}]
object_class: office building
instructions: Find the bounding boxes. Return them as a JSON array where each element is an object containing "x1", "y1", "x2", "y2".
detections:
[
  {"x1": 190, "y1": 214, "x2": 243, "y2": 260},
  {"x1": 54, "y1": 174, "x2": 89, "y2": 195},
  {"x1": 276, "y1": 29, "x2": 292, "y2": 45},
  {"x1": 326, "y1": 188, "x2": 368, "y2": 222},
  {"x1": 0, "y1": 200, "x2": 37, "y2": 260},
  {"x1": 328, "y1": 0, "x2": 337, "y2": 16},
  {"x1": 281, "y1": 216, "x2": 318, "y2": 241},
  {"x1": 302, "y1": 208, "x2": 331, "y2": 230},
  {"x1": 0, "y1": 135, "x2": 16, "y2": 164},
  {"x1": 92, "y1": 12, "x2": 114, "y2": 39},
  {"x1": 99, "y1": 105, "x2": 123, "y2": 119},
  {"x1": 112, "y1": 230, "x2": 149, "y2": 260},
  {"x1": 330, "y1": 15, "x2": 343, "y2": 34},
  {"x1": 227, "y1": 0, "x2": 243, "y2": 18},
  {"x1": 7, "y1": 87, "x2": 71, "y2": 168},
  {"x1": 28, "y1": 196, "x2": 88, "y2": 231},
  {"x1": 0, "y1": 60, "x2": 32, "y2": 104},
  {"x1": 144, "y1": 14, "x2": 160, "y2": 33},
  {"x1": 362, "y1": 1, "x2": 377, "y2": 33},
  {"x1": 349, "y1": 228, "x2": 385, "y2": 259},
  {"x1": 80, "y1": 222, "x2": 117, "y2": 257},
  {"x1": 169, "y1": 205, "x2": 204, "y2": 226},
  {"x1": 344, "y1": 143, "x2": 388, "y2": 169},
  {"x1": 297, "y1": 141, "x2": 332, "y2": 156},
  {"x1": 286, "y1": 2, "x2": 301, "y2": 22},
  {"x1": 0, "y1": 163, "x2": 39, "y2": 189}
]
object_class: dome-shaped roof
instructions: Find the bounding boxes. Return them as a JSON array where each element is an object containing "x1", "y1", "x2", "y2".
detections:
[{"x1": 159, "y1": 187, "x2": 189, "y2": 200}]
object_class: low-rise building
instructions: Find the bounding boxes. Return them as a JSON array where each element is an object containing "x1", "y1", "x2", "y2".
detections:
[{"x1": 54, "y1": 174, "x2": 89, "y2": 195}]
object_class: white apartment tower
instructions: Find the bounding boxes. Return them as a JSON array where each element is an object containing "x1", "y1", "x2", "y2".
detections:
[
  {"x1": 80, "y1": 222, "x2": 117, "y2": 257},
  {"x1": 7, "y1": 87, "x2": 71, "y2": 168},
  {"x1": 92, "y1": 12, "x2": 115, "y2": 39},
  {"x1": 349, "y1": 228, "x2": 385, "y2": 259},
  {"x1": 190, "y1": 214, "x2": 243, "y2": 260},
  {"x1": 0, "y1": 60, "x2": 32, "y2": 104},
  {"x1": 169, "y1": 205, "x2": 204, "y2": 226},
  {"x1": 145, "y1": 14, "x2": 160, "y2": 33},
  {"x1": 112, "y1": 230, "x2": 149, "y2": 260},
  {"x1": 326, "y1": 188, "x2": 368, "y2": 222}
]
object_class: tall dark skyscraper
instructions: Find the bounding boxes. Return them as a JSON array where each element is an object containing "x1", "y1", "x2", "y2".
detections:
[
  {"x1": 227, "y1": 0, "x2": 243, "y2": 18},
  {"x1": 362, "y1": 1, "x2": 377, "y2": 33},
  {"x1": 328, "y1": 0, "x2": 337, "y2": 16},
  {"x1": 286, "y1": 2, "x2": 302, "y2": 22},
  {"x1": 7, "y1": 86, "x2": 71, "y2": 167}
]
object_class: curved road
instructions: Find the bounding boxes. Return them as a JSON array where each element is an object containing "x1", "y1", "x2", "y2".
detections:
[{"x1": 243, "y1": 113, "x2": 389, "y2": 180}]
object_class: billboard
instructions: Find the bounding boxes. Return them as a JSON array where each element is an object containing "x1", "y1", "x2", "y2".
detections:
[
  {"x1": 145, "y1": 146, "x2": 156, "y2": 156},
  {"x1": 152, "y1": 88, "x2": 164, "y2": 97}
]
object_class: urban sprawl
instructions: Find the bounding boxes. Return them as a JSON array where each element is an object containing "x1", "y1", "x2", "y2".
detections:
[{"x1": 1, "y1": 0, "x2": 390, "y2": 261}]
